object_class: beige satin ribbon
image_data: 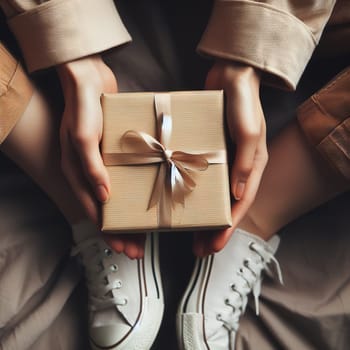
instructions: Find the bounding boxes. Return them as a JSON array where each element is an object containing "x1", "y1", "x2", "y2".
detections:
[{"x1": 103, "y1": 93, "x2": 226, "y2": 227}]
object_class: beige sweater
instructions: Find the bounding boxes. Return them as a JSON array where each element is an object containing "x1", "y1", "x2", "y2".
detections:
[{"x1": 0, "y1": 0, "x2": 348, "y2": 90}]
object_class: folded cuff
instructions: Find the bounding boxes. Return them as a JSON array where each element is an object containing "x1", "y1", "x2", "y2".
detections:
[
  {"x1": 8, "y1": 0, "x2": 132, "y2": 72},
  {"x1": 198, "y1": 1, "x2": 317, "y2": 90},
  {"x1": 317, "y1": 119, "x2": 350, "y2": 181},
  {"x1": 297, "y1": 68, "x2": 350, "y2": 180},
  {"x1": 0, "y1": 44, "x2": 33, "y2": 144}
]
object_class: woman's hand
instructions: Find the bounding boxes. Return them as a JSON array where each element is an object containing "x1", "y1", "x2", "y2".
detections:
[
  {"x1": 193, "y1": 60, "x2": 268, "y2": 256},
  {"x1": 57, "y1": 55, "x2": 146, "y2": 259},
  {"x1": 57, "y1": 55, "x2": 117, "y2": 223}
]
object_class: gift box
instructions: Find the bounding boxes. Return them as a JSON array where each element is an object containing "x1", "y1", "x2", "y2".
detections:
[{"x1": 101, "y1": 90, "x2": 232, "y2": 233}]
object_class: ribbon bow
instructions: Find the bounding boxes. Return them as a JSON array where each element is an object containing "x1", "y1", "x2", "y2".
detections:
[{"x1": 103, "y1": 94, "x2": 226, "y2": 227}]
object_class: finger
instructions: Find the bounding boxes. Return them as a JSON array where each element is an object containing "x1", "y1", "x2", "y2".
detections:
[
  {"x1": 60, "y1": 130, "x2": 99, "y2": 222},
  {"x1": 103, "y1": 234, "x2": 146, "y2": 259},
  {"x1": 124, "y1": 243, "x2": 141, "y2": 260},
  {"x1": 193, "y1": 231, "x2": 215, "y2": 257},
  {"x1": 226, "y1": 93, "x2": 263, "y2": 200},
  {"x1": 230, "y1": 131, "x2": 268, "y2": 229},
  {"x1": 194, "y1": 128, "x2": 268, "y2": 257},
  {"x1": 206, "y1": 132, "x2": 268, "y2": 254},
  {"x1": 203, "y1": 200, "x2": 255, "y2": 256},
  {"x1": 125, "y1": 234, "x2": 146, "y2": 259},
  {"x1": 72, "y1": 128, "x2": 111, "y2": 204},
  {"x1": 103, "y1": 234, "x2": 125, "y2": 254},
  {"x1": 231, "y1": 136, "x2": 259, "y2": 200}
]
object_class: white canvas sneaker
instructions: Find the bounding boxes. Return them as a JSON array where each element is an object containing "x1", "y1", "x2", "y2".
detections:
[
  {"x1": 72, "y1": 232, "x2": 163, "y2": 350},
  {"x1": 177, "y1": 229, "x2": 282, "y2": 350}
]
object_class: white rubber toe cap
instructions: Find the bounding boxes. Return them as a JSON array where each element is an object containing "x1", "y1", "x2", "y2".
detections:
[{"x1": 90, "y1": 324, "x2": 131, "y2": 349}]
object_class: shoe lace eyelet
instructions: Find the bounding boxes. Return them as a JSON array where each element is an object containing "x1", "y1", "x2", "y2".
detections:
[
  {"x1": 230, "y1": 283, "x2": 236, "y2": 291},
  {"x1": 104, "y1": 248, "x2": 112, "y2": 257},
  {"x1": 114, "y1": 280, "x2": 122, "y2": 289},
  {"x1": 225, "y1": 298, "x2": 236, "y2": 312},
  {"x1": 110, "y1": 264, "x2": 118, "y2": 272},
  {"x1": 216, "y1": 313, "x2": 223, "y2": 321}
]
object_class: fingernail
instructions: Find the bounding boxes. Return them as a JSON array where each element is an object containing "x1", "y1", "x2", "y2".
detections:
[
  {"x1": 96, "y1": 185, "x2": 109, "y2": 203},
  {"x1": 234, "y1": 181, "x2": 245, "y2": 200}
]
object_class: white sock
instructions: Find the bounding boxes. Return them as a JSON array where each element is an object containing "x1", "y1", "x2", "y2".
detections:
[{"x1": 72, "y1": 219, "x2": 100, "y2": 243}]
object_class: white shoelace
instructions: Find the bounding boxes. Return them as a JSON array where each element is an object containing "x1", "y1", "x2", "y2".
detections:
[
  {"x1": 71, "y1": 237, "x2": 127, "y2": 312},
  {"x1": 216, "y1": 241, "x2": 283, "y2": 345}
]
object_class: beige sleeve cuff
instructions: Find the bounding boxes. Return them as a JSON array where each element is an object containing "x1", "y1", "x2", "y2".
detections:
[
  {"x1": 7, "y1": 0, "x2": 131, "y2": 72},
  {"x1": 198, "y1": 1, "x2": 318, "y2": 90}
]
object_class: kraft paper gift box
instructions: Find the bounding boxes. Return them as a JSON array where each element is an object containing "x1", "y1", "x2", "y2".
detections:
[{"x1": 101, "y1": 90, "x2": 232, "y2": 233}]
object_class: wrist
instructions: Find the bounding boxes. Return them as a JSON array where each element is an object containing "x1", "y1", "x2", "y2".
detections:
[
  {"x1": 57, "y1": 55, "x2": 117, "y2": 98},
  {"x1": 233, "y1": 62, "x2": 261, "y2": 84},
  {"x1": 57, "y1": 55, "x2": 104, "y2": 91},
  {"x1": 208, "y1": 60, "x2": 262, "y2": 88}
]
